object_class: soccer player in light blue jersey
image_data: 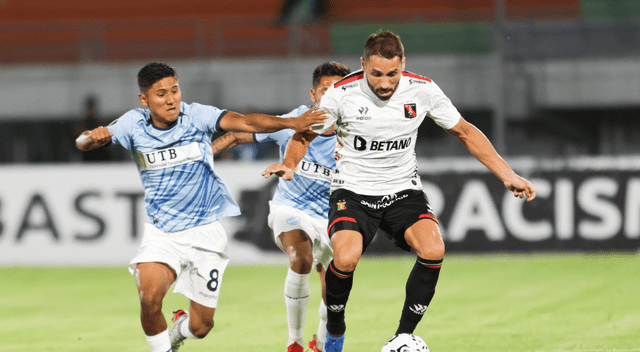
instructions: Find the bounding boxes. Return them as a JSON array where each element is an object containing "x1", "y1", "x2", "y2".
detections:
[
  {"x1": 75, "y1": 62, "x2": 326, "y2": 352},
  {"x1": 210, "y1": 62, "x2": 350, "y2": 352}
]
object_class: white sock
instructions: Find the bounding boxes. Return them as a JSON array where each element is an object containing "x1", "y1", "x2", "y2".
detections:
[
  {"x1": 316, "y1": 300, "x2": 327, "y2": 351},
  {"x1": 145, "y1": 330, "x2": 171, "y2": 352},
  {"x1": 284, "y1": 268, "x2": 310, "y2": 346},
  {"x1": 178, "y1": 315, "x2": 198, "y2": 339}
]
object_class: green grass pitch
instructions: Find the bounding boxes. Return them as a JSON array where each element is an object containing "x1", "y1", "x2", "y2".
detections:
[{"x1": 1, "y1": 253, "x2": 639, "y2": 352}]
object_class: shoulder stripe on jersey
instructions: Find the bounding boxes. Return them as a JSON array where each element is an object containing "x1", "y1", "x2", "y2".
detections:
[
  {"x1": 403, "y1": 71, "x2": 432, "y2": 82},
  {"x1": 334, "y1": 73, "x2": 364, "y2": 88}
]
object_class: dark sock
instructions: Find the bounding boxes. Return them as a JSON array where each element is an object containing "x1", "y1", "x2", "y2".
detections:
[
  {"x1": 396, "y1": 257, "x2": 442, "y2": 334},
  {"x1": 325, "y1": 260, "x2": 354, "y2": 336}
]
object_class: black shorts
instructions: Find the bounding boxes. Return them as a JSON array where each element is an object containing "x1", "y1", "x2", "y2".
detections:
[{"x1": 327, "y1": 188, "x2": 438, "y2": 253}]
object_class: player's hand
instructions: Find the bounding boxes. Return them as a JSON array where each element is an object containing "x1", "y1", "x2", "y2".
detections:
[
  {"x1": 289, "y1": 107, "x2": 327, "y2": 133},
  {"x1": 90, "y1": 126, "x2": 114, "y2": 147},
  {"x1": 262, "y1": 164, "x2": 294, "y2": 180},
  {"x1": 504, "y1": 175, "x2": 536, "y2": 201}
]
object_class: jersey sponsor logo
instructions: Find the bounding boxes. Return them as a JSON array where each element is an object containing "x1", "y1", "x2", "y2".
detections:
[
  {"x1": 334, "y1": 73, "x2": 364, "y2": 88},
  {"x1": 404, "y1": 103, "x2": 417, "y2": 118},
  {"x1": 356, "y1": 106, "x2": 372, "y2": 121},
  {"x1": 136, "y1": 142, "x2": 203, "y2": 170},
  {"x1": 353, "y1": 136, "x2": 412, "y2": 152},
  {"x1": 294, "y1": 160, "x2": 333, "y2": 182},
  {"x1": 408, "y1": 78, "x2": 427, "y2": 85},
  {"x1": 360, "y1": 193, "x2": 409, "y2": 210},
  {"x1": 340, "y1": 82, "x2": 358, "y2": 91}
]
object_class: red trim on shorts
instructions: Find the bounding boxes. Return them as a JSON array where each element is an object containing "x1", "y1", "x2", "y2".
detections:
[
  {"x1": 334, "y1": 74, "x2": 364, "y2": 88},
  {"x1": 328, "y1": 216, "x2": 357, "y2": 235}
]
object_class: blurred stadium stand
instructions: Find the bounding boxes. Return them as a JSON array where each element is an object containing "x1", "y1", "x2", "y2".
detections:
[{"x1": 0, "y1": 0, "x2": 639, "y2": 162}]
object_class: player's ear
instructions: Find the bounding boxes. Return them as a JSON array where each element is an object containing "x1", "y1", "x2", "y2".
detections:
[
  {"x1": 360, "y1": 57, "x2": 366, "y2": 70},
  {"x1": 401, "y1": 57, "x2": 406, "y2": 71},
  {"x1": 138, "y1": 92, "x2": 148, "y2": 107},
  {"x1": 309, "y1": 88, "x2": 317, "y2": 104}
]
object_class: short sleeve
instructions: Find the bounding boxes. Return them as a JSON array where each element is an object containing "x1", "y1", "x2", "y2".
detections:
[
  {"x1": 426, "y1": 81, "x2": 462, "y2": 130},
  {"x1": 107, "y1": 110, "x2": 137, "y2": 151},
  {"x1": 187, "y1": 102, "x2": 228, "y2": 134},
  {"x1": 313, "y1": 86, "x2": 339, "y2": 134}
]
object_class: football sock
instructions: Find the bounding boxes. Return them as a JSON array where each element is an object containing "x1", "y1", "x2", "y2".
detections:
[
  {"x1": 316, "y1": 299, "x2": 328, "y2": 349},
  {"x1": 284, "y1": 268, "x2": 310, "y2": 346},
  {"x1": 325, "y1": 261, "x2": 353, "y2": 336},
  {"x1": 177, "y1": 315, "x2": 198, "y2": 339},
  {"x1": 145, "y1": 330, "x2": 171, "y2": 352},
  {"x1": 396, "y1": 257, "x2": 442, "y2": 335}
]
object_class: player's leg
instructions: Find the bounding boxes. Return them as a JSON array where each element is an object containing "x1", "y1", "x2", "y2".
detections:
[
  {"x1": 397, "y1": 218, "x2": 444, "y2": 334},
  {"x1": 170, "y1": 221, "x2": 230, "y2": 351},
  {"x1": 309, "y1": 263, "x2": 328, "y2": 352},
  {"x1": 279, "y1": 229, "x2": 314, "y2": 351},
  {"x1": 325, "y1": 229, "x2": 363, "y2": 337},
  {"x1": 134, "y1": 262, "x2": 177, "y2": 352},
  {"x1": 186, "y1": 300, "x2": 217, "y2": 337},
  {"x1": 324, "y1": 229, "x2": 362, "y2": 352}
]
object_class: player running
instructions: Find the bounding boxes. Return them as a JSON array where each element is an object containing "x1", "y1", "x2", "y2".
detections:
[
  {"x1": 211, "y1": 62, "x2": 351, "y2": 352},
  {"x1": 75, "y1": 62, "x2": 325, "y2": 352},
  {"x1": 264, "y1": 31, "x2": 537, "y2": 352}
]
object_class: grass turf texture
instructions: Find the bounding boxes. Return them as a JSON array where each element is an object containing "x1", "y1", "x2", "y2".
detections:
[{"x1": 1, "y1": 253, "x2": 639, "y2": 352}]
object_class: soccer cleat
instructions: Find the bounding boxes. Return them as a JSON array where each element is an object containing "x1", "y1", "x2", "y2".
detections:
[
  {"x1": 308, "y1": 334, "x2": 324, "y2": 352},
  {"x1": 324, "y1": 333, "x2": 344, "y2": 352},
  {"x1": 286, "y1": 342, "x2": 304, "y2": 352},
  {"x1": 169, "y1": 309, "x2": 189, "y2": 351}
]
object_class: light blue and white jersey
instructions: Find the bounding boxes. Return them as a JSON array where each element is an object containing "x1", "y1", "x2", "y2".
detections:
[
  {"x1": 108, "y1": 101, "x2": 240, "y2": 232},
  {"x1": 255, "y1": 105, "x2": 336, "y2": 219}
]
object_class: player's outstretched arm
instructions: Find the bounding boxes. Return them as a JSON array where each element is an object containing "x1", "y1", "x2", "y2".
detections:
[
  {"x1": 446, "y1": 118, "x2": 536, "y2": 201},
  {"x1": 211, "y1": 132, "x2": 255, "y2": 156},
  {"x1": 75, "y1": 126, "x2": 114, "y2": 151},
  {"x1": 218, "y1": 108, "x2": 326, "y2": 134},
  {"x1": 262, "y1": 131, "x2": 319, "y2": 180}
]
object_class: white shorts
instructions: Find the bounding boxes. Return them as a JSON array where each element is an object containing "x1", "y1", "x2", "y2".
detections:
[
  {"x1": 268, "y1": 202, "x2": 333, "y2": 269},
  {"x1": 129, "y1": 221, "x2": 230, "y2": 308}
]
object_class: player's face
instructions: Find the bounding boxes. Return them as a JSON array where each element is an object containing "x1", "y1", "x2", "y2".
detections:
[
  {"x1": 361, "y1": 55, "x2": 405, "y2": 100},
  {"x1": 310, "y1": 75, "x2": 344, "y2": 104},
  {"x1": 139, "y1": 76, "x2": 182, "y2": 129}
]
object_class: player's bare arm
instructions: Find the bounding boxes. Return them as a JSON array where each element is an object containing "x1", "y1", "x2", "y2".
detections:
[
  {"x1": 446, "y1": 118, "x2": 537, "y2": 201},
  {"x1": 210, "y1": 132, "x2": 255, "y2": 156},
  {"x1": 75, "y1": 126, "x2": 114, "y2": 151},
  {"x1": 218, "y1": 107, "x2": 326, "y2": 134}
]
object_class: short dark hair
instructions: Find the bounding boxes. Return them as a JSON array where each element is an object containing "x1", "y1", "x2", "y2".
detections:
[
  {"x1": 137, "y1": 62, "x2": 177, "y2": 91},
  {"x1": 363, "y1": 31, "x2": 404, "y2": 60},
  {"x1": 312, "y1": 61, "x2": 351, "y2": 88}
]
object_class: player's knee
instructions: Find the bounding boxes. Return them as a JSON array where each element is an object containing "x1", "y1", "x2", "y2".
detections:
[
  {"x1": 414, "y1": 240, "x2": 445, "y2": 261},
  {"x1": 333, "y1": 255, "x2": 359, "y2": 272},
  {"x1": 138, "y1": 289, "x2": 165, "y2": 315},
  {"x1": 191, "y1": 319, "x2": 214, "y2": 338},
  {"x1": 289, "y1": 252, "x2": 313, "y2": 274}
]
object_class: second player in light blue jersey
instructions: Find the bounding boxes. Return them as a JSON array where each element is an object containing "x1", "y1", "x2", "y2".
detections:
[
  {"x1": 210, "y1": 62, "x2": 351, "y2": 352},
  {"x1": 75, "y1": 62, "x2": 326, "y2": 352}
]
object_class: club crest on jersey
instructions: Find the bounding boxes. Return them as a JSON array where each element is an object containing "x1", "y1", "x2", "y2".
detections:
[
  {"x1": 336, "y1": 200, "x2": 347, "y2": 211},
  {"x1": 404, "y1": 103, "x2": 417, "y2": 119}
]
